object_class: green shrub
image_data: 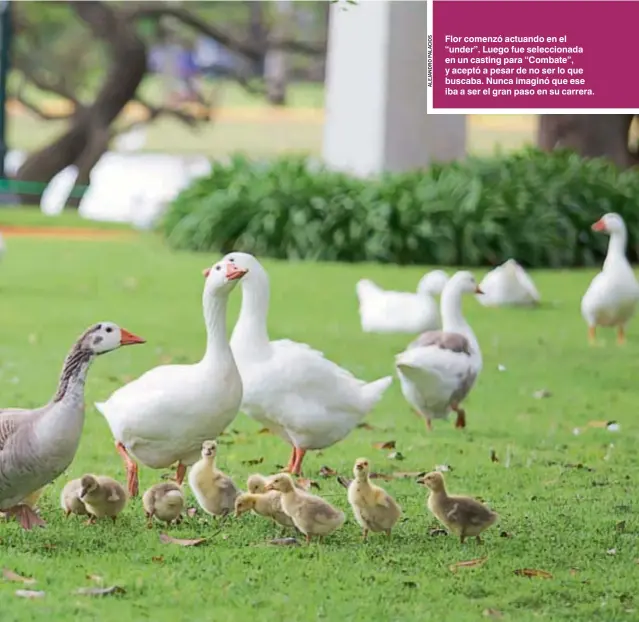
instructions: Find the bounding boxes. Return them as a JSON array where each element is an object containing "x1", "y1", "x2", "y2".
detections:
[{"x1": 160, "y1": 149, "x2": 639, "y2": 267}]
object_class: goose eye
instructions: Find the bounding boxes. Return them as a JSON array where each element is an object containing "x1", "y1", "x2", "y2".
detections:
[
  {"x1": 106, "y1": 327, "x2": 113, "y2": 333},
  {"x1": 215, "y1": 265, "x2": 221, "y2": 271}
]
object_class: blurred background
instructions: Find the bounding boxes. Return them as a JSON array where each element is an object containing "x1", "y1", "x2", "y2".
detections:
[{"x1": 1, "y1": 0, "x2": 638, "y2": 267}]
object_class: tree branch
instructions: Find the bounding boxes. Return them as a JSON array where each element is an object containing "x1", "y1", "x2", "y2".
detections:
[
  {"x1": 130, "y1": 95, "x2": 206, "y2": 128},
  {"x1": 127, "y1": 3, "x2": 325, "y2": 59},
  {"x1": 12, "y1": 56, "x2": 82, "y2": 106},
  {"x1": 203, "y1": 64, "x2": 266, "y2": 97}
]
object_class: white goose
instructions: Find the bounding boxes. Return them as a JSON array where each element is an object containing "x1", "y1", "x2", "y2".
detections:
[
  {"x1": 222, "y1": 252, "x2": 393, "y2": 475},
  {"x1": 395, "y1": 271, "x2": 483, "y2": 431},
  {"x1": 581, "y1": 213, "x2": 639, "y2": 345},
  {"x1": 95, "y1": 258, "x2": 247, "y2": 497},
  {"x1": 356, "y1": 270, "x2": 449, "y2": 334},
  {"x1": 477, "y1": 259, "x2": 540, "y2": 307}
]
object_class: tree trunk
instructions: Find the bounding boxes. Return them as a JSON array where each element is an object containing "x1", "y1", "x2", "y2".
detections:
[
  {"x1": 16, "y1": 1, "x2": 147, "y2": 206},
  {"x1": 264, "y1": 0, "x2": 292, "y2": 106},
  {"x1": 247, "y1": 0, "x2": 266, "y2": 76},
  {"x1": 537, "y1": 114, "x2": 637, "y2": 169}
]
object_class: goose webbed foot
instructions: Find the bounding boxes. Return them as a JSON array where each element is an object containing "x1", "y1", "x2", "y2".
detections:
[{"x1": 6, "y1": 504, "x2": 46, "y2": 530}]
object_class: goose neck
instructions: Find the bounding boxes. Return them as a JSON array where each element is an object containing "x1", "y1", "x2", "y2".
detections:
[
  {"x1": 230, "y1": 270, "x2": 271, "y2": 357},
  {"x1": 53, "y1": 345, "x2": 94, "y2": 405},
  {"x1": 440, "y1": 286, "x2": 468, "y2": 333},
  {"x1": 36, "y1": 343, "x2": 93, "y2": 455},
  {"x1": 604, "y1": 229, "x2": 628, "y2": 268},
  {"x1": 283, "y1": 487, "x2": 298, "y2": 501},
  {"x1": 202, "y1": 455, "x2": 216, "y2": 469},
  {"x1": 202, "y1": 290, "x2": 233, "y2": 364},
  {"x1": 429, "y1": 488, "x2": 448, "y2": 502}
]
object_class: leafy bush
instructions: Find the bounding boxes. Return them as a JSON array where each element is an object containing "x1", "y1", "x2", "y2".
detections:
[{"x1": 161, "y1": 149, "x2": 639, "y2": 268}]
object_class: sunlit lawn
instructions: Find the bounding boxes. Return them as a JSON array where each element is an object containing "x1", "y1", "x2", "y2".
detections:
[{"x1": 0, "y1": 227, "x2": 638, "y2": 621}]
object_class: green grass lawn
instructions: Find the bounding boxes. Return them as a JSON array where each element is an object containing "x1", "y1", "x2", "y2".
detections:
[
  {"x1": 0, "y1": 207, "x2": 132, "y2": 231},
  {"x1": 1, "y1": 233, "x2": 638, "y2": 621}
]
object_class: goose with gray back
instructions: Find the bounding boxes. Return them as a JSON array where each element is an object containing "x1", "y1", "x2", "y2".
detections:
[
  {"x1": 0, "y1": 322, "x2": 145, "y2": 529},
  {"x1": 395, "y1": 272, "x2": 483, "y2": 431}
]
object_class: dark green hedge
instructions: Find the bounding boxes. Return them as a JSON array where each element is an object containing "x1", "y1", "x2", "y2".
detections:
[{"x1": 160, "y1": 149, "x2": 639, "y2": 267}]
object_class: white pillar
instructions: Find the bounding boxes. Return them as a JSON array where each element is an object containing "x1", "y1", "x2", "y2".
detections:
[{"x1": 322, "y1": 0, "x2": 466, "y2": 177}]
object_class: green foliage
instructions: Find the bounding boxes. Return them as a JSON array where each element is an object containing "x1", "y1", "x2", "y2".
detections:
[
  {"x1": 162, "y1": 149, "x2": 639, "y2": 268},
  {"x1": 13, "y1": 2, "x2": 108, "y2": 101}
]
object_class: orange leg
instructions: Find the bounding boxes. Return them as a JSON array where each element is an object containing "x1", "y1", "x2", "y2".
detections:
[
  {"x1": 415, "y1": 409, "x2": 432, "y2": 432},
  {"x1": 617, "y1": 325, "x2": 626, "y2": 346},
  {"x1": 452, "y1": 404, "x2": 466, "y2": 429},
  {"x1": 115, "y1": 441, "x2": 139, "y2": 497},
  {"x1": 588, "y1": 325, "x2": 596, "y2": 345},
  {"x1": 5, "y1": 504, "x2": 46, "y2": 530},
  {"x1": 175, "y1": 462, "x2": 187, "y2": 486},
  {"x1": 291, "y1": 448, "x2": 307, "y2": 476},
  {"x1": 283, "y1": 446, "x2": 297, "y2": 473}
]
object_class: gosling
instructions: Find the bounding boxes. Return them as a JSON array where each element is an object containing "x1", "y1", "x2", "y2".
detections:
[
  {"x1": 247, "y1": 473, "x2": 305, "y2": 494},
  {"x1": 265, "y1": 474, "x2": 344, "y2": 544},
  {"x1": 188, "y1": 440, "x2": 240, "y2": 517},
  {"x1": 79, "y1": 475, "x2": 128, "y2": 524},
  {"x1": 234, "y1": 491, "x2": 295, "y2": 529},
  {"x1": 142, "y1": 482, "x2": 185, "y2": 527},
  {"x1": 247, "y1": 473, "x2": 270, "y2": 494},
  {"x1": 347, "y1": 458, "x2": 401, "y2": 540},
  {"x1": 60, "y1": 478, "x2": 89, "y2": 518},
  {"x1": 418, "y1": 471, "x2": 498, "y2": 543}
]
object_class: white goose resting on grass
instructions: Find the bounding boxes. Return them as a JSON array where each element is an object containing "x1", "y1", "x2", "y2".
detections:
[
  {"x1": 581, "y1": 213, "x2": 639, "y2": 345},
  {"x1": 355, "y1": 270, "x2": 449, "y2": 334},
  {"x1": 222, "y1": 252, "x2": 393, "y2": 475},
  {"x1": 476, "y1": 259, "x2": 540, "y2": 307},
  {"x1": 395, "y1": 271, "x2": 483, "y2": 431}
]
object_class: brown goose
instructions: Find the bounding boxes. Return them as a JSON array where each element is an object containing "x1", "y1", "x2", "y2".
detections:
[{"x1": 0, "y1": 322, "x2": 145, "y2": 529}]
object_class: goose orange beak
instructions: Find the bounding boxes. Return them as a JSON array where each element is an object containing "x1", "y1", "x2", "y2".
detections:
[
  {"x1": 119, "y1": 329, "x2": 146, "y2": 346},
  {"x1": 264, "y1": 483, "x2": 275, "y2": 492},
  {"x1": 592, "y1": 219, "x2": 606, "y2": 232},
  {"x1": 475, "y1": 286, "x2": 484, "y2": 295},
  {"x1": 226, "y1": 264, "x2": 248, "y2": 281}
]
